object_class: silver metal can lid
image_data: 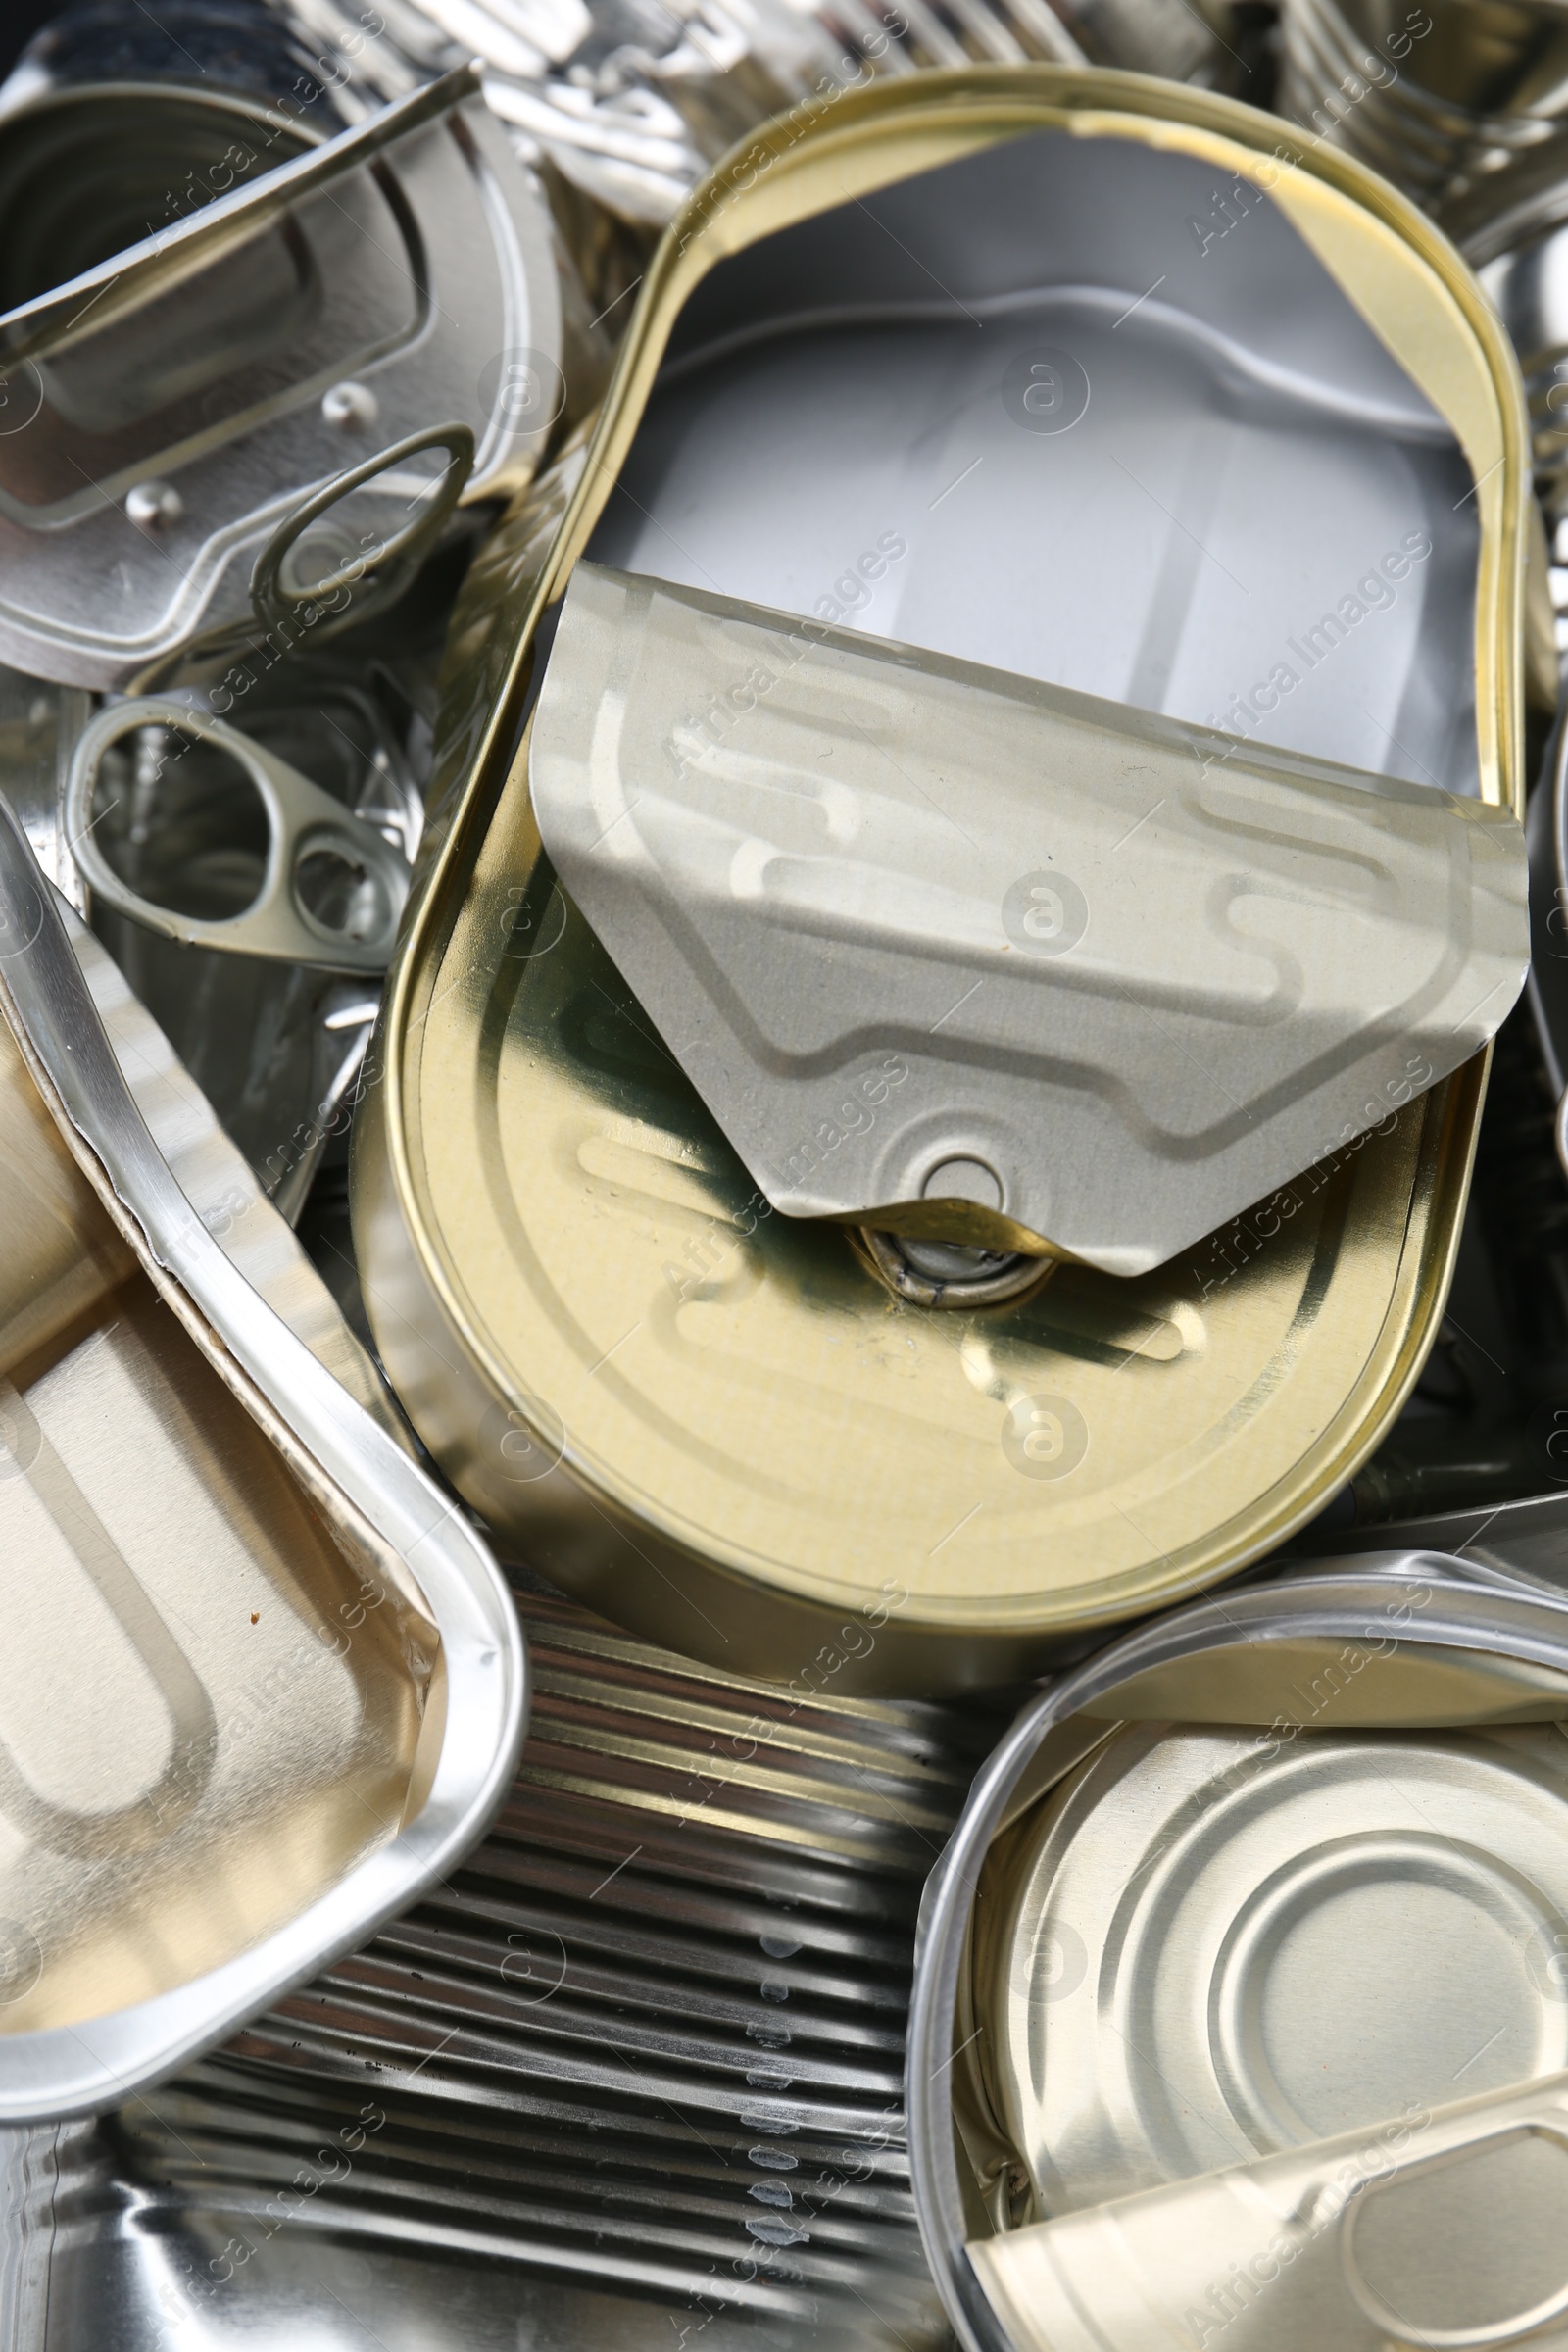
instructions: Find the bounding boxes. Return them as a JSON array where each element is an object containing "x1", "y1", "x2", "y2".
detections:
[{"x1": 988, "y1": 1719, "x2": 1568, "y2": 2216}]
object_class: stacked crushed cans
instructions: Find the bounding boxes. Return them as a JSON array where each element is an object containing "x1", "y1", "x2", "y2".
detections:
[{"x1": 3, "y1": 0, "x2": 1568, "y2": 2343}]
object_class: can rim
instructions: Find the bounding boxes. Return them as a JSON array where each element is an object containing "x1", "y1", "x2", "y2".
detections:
[{"x1": 904, "y1": 1554, "x2": 1568, "y2": 2352}]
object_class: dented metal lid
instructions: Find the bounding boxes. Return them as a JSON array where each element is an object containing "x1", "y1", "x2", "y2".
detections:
[{"x1": 531, "y1": 564, "x2": 1530, "y2": 1278}]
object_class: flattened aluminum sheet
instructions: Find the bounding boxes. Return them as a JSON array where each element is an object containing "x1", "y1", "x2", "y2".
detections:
[{"x1": 988, "y1": 1718, "x2": 1568, "y2": 2214}]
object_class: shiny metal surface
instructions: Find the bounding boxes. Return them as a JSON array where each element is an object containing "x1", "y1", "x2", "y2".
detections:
[
  {"x1": 972, "y1": 2063, "x2": 1568, "y2": 2352},
  {"x1": 1527, "y1": 710, "x2": 1568, "y2": 1153},
  {"x1": 1452, "y1": 158, "x2": 1568, "y2": 478},
  {"x1": 856, "y1": 1230, "x2": 1054, "y2": 1309},
  {"x1": 368, "y1": 0, "x2": 1248, "y2": 232},
  {"x1": 1317, "y1": 1487, "x2": 1568, "y2": 1592},
  {"x1": 0, "y1": 66, "x2": 561, "y2": 689},
  {"x1": 89, "y1": 640, "x2": 435, "y2": 1216},
  {"x1": 0, "y1": 1008, "x2": 434, "y2": 2068},
  {"x1": 59, "y1": 893, "x2": 402, "y2": 1434},
  {"x1": 3, "y1": 0, "x2": 367, "y2": 122},
  {"x1": 245, "y1": 416, "x2": 478, "y2": 648},
  {"x1": 586, "y1": 136, "x2": 1484, "y2": 796},
  {"x1": 67, "y1": 700, "x2": 412, "y2": 975},
  {"x1": 533, "y1": 562, "x2": 1527, "y2": 1274},
  {"x1": 0, "y1": 669, "x2": 89, "y2": 902},
  {"x1": 989, "y1": 1717, "x2": 1568, "y2": 2211},
  {"x1": 904, "y1": 1557, "x2": 1568, "y2": 2352},
  {"x1": 0, "y1": 1585, "x2": 1003, "y2": 2348},
  {"x1": 0, "y1": 612, "x2": 443, "y2": 1221},
  {"x1": 0, "y1": 791, "x2": 526, "y2": 2118},
  {"x1": 0, "y1": 993, "x2": 134, "y2": 1384},
  {"x1": 355, "y1": 74, "x2": 1533, "y2": 1688},
  {"x1": 274, "y1": 0, "x2": 1105, "y2": 230},
  {"x1": 1439, "y1": 136, "x2": 1568, "y2": 668},
  {"x1": 1279, "y1": 0, "x2": 1568, "y2": 206}
]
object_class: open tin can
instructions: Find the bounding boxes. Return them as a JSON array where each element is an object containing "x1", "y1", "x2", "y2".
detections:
[
  {"x1": 906, "y1": 1550, "x2": 1568, "y2": 2351},
  {"x1": 0, "y1": 48, "x2": 563, "y2": 692},
  {"x1": 0, "y1": 793, "x2": 527, "y2": 2121},
  {"x1": 354, "y1": 65, "x2": 1535, "y2": 1692}
]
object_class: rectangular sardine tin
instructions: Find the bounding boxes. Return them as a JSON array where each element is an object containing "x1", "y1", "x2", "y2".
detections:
[
  {"x1": 353, "y1": 67, "x2": 1536, "y2": 1690},
  {"x1": 0, "y1": 798, "x2": 526, "y2": 2120},
  {"x1": 0, "y1": 1013, "x2": 427, "y2": 2036}
]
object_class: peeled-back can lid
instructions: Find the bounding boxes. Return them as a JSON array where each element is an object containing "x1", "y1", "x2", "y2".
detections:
[
  {"x1": 971, "y1": 2063, "x2": 1568, "y2": 2352},
  {"x1": 353, "y1": 74, "x2": 1537, "y2": 1686},
  {"x1": 531, "y1": 563, "x2": 1528, "y2": 1277}
]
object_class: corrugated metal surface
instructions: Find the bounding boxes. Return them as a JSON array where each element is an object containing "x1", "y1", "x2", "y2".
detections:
[{"x1": 4, "y1": 1583, "x2": 1008, "y2": 2348}]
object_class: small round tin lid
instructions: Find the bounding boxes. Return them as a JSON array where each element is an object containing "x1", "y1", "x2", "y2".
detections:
[{"x1": 988, "y1": 1716, "x2": 1568, "y2": 2215}]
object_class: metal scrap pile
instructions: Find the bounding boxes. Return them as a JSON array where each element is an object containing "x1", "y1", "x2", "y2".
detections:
[{"x1": 1, "y1": 2, "x2": 1568, "y2": 2345}]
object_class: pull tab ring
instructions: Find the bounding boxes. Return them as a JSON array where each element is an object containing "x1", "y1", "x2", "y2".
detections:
[
  {"x1": 64, "y1": 699, "x2": 410, "y2": 975},
  {"x1": 249, "y1": 419, "x2": 475, "y2": 641}
]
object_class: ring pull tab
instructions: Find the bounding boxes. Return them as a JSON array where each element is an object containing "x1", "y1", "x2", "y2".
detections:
[
  {"x1": 248, "y1": 419, "x2": 475, "y2": 643},
  {"x1": 64, "y1": 699, "x2": 411, "y2": 975}
]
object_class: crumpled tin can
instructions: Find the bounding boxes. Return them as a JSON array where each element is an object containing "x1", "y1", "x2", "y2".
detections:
[
  {"x1": 0, "y1": 789, "x2": 526, "y2": 2121},
  {"x1": 352, "y1": 66, "x2": 1537, "y2": 1690},
  {"x1": 905, "y1": 1550, "x2": 1568, "y2": 2351}
]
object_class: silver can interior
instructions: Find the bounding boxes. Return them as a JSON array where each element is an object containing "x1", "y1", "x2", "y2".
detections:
[{"x1": 590, "y1": 126, "x2": 1480, "y2": 799}]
